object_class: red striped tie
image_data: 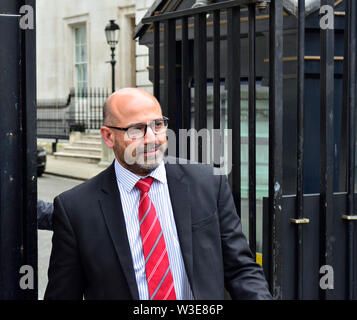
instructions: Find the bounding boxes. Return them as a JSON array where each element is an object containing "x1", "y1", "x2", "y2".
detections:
[{"x1": 136, "y1": 177, "x2": 176, "y2": 300}]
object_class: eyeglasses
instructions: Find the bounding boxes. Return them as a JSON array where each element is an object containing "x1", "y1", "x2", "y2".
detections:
[{"x1": 105, "y1": 117, "x2": 169, "y2": 139}]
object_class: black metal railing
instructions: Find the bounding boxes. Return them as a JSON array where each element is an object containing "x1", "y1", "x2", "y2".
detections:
[
  {"x1": 37, "y1": 87, "x2": 109, "y2": 139},
  {"x1": 36, "y1": 91, "x2": 73, "y2": 139},
  {"x1": 73, "y1": 87, "x2": 109, "y2": 131}
]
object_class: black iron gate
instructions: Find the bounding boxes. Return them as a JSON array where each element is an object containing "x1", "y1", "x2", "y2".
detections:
[
  {"x1": 139, "y1": 0, "x2": 357, "y2": 299},
  {"x1": 0, "y1": 0, "x2": 37, "y2": 299}
]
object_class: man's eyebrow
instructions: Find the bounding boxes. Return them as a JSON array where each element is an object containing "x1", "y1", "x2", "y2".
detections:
[
  {"x1": 127, "y1": 119, "x2": 164, "y2": 127},
  {"x1": 126, "y1": 121, "x2": 146, "y2": 127}
]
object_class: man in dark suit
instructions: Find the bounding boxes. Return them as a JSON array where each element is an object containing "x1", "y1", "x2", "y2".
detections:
[{"x1": 45, "y1": 88, "x2": 272, "y2": 300}]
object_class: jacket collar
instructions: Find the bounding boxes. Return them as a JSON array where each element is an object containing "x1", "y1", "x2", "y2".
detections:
[{"x1": 114, "y1": 159, "x2": 167, "y2": 192}]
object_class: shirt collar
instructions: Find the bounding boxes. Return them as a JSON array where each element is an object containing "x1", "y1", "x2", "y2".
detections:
[{"x1": 114, "y1": 158, "x2": 167, "y2": 192}]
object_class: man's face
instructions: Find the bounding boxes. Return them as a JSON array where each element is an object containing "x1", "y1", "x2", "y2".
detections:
[{"x1": 101, "y1": 90, "x2": 168, "y2": 176}]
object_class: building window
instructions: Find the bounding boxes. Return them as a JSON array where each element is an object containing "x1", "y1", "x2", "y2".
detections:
[{"x1": 74, "y1": 25, "x2": 88, "y2": 91}]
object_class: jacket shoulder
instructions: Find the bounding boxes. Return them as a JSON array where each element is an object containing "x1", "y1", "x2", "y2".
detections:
[
  {"x1": 164, "y1": 156, "x2": 218, "y2": 178},
  {"x1": 56, "y1": 164, "x2": 112, "y2": 202}
]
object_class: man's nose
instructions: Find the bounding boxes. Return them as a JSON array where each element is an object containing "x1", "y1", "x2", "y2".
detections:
[{"x1": 144, "y1": 125, "x2": 156, "y2": 143}]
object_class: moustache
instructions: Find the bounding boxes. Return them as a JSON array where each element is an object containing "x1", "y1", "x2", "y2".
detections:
[{"x1": 136, "y1": 144, "x2": 164, "y2": 154}]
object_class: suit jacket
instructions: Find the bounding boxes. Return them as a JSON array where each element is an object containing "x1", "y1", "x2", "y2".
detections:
[{"x1": 44, "y1": 160, "x2": 272, "y2": 300}]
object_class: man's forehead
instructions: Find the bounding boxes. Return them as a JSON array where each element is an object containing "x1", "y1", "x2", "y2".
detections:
[{"x1": 106, "y1": 89, "x2": 162, "y2": 125}]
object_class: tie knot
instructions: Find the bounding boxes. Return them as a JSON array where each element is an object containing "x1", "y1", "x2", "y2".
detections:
[{"x1": 136, "y1": 177, "x2": 154, "y2": 193}]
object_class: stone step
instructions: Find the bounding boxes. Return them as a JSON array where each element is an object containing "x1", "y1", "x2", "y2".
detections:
[
  {"x1": 72, "y1": 140, "x2": 102, "y2": 148},
  {"x1": 63, "y1": 145, "x2": 102, "y2": 156},
  {"x1": 81, "y1": 134, "x2": 101, "y2": 142},
  {"x1": 53, "y1": 152, "x2": 101, "y2": 164}
]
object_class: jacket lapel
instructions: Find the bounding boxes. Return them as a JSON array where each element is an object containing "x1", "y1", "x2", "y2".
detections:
[
  {"x1": 165, "y1": 162, "x2": 195, "y2": 296},
  {"x1": 98, "y1": 163, "x2": 139, "y2": 300}
]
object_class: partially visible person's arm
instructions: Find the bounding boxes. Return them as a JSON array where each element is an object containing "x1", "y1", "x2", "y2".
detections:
[{"x1": 37, "y1": 199, "x2": 53, "y2": 231}]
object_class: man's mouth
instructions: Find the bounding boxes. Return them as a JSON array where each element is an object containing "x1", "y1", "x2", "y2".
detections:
[
  {"x1": 138, "y1": 145, "x2": 162, "y2": 157},
  {"x1": 143, "y1": 148, "x2": 159, "y2": 156}
]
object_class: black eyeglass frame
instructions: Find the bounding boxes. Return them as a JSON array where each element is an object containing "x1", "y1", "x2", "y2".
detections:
[{"x1": 105, "y1": 116, "x2": 169, "y2": 139}]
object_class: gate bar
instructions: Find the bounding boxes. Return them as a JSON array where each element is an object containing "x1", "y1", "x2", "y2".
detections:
[
  {"x1": 227, "y1": 6, "x2": 241, "y2": 216},
  {"x1": 268, "y1": 0, "x2": 284, "y2": 299},
  {"x1": 98, "y1": 88, "x2": 101, "y2": 129},
  {"x1": 79, "y1": 88, "x2": 81, "y2": 125},
  {"x1": 87, "y1": 88, "x2": 90, "y2": 129},
  {"x1": 76, "y1": 89, "x2": 80, "y2": 125},
  {"x1": 213, "y1": 10, "x2": 221, "y2": 168},
  {"x1": 181, "y1": 17, "x2": 190, "y2": 131},
  {"x1": 96, "y1": 88, "x2": 99, "y2": 128},
  {"x1": 85, "y1": 87, "x2": 88, "y2": 127},
  {"x1": 194, "y1": 13, "x2": 207, "y2": 163},
  {"x1": 248, "y1": 3, "x2": 257, "y2": 260},
  {"x1": 213, "y1": 11, "x2": 221, "y2": 131},
  {"x1": 22, "y1": 0, "x2": 38, "y2": 300},
  {"x1": 81, "y1": 88, "x2": 84, "y2": 126},
  {"x1": 153, "y1": 21, "x2": 160, "y2": 102},
  {"x1": 180, "y1": 16, "x2": 190, "y2": 160},
  {"x1": 344, "y1": 0, "x2": 356, "y2": 300},
  {"x1": 92, "y1": 88, "x2": 95, "y2": 127},
  {"x1": 320, "y1": 0, "x2": 335, "y2": 301},
  {"x1": 296, "y1": 0, "x2": 306, "y2": 300},
  {"x1": 0, "y1": 0, "x2": 38, "y2": 299},
  {"x1": 164, "y1": 19, "x2": 177, "y2": 136},
  {"x1": 85, "y1": 88, "x2": 88, "y2": 126}
]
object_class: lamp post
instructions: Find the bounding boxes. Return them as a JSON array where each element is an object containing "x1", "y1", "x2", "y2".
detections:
[
  {"x1": 105, "y1": 20, "x2": 120, "y2": 93},
  {"x1": 191, "y1": 0, "x2": 208, "y2": 8}
]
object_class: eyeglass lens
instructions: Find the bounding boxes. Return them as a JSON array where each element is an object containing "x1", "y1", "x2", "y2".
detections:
[{"x1": 127, "y1": 119, "x2": 168, "y2": 138}]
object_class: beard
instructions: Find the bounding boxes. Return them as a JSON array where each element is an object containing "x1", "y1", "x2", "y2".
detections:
[{"x1": 114, "y1": 141, "x2": 167, "y2": 175}]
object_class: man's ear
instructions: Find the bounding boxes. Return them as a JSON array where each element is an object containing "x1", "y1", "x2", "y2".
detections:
[{"x1": 100, "y1": 126, "x2": 114, "y2": 149}]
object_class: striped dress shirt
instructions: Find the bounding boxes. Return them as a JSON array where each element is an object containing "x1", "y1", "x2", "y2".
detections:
[{"x1": 114, "y1": 159, "x2": 194, "y2": 300}]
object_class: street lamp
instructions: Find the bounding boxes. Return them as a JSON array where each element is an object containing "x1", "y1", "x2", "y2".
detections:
[
  {"x1": 191, "y1": 0, "x2": 208, "y2": 8},
  {"x1": 283, "y1": 0, "x2": 321, "y2": 16},
  {"x1": 105, "y1": 20, "x2": 120, "y2": 93}
]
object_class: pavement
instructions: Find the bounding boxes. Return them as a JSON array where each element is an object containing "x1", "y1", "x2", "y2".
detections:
[{"x1": 44, "y1": 155, "x2": 107, "y2": 181}]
